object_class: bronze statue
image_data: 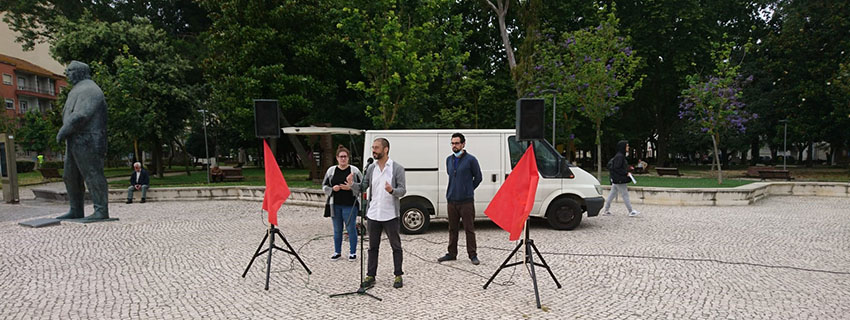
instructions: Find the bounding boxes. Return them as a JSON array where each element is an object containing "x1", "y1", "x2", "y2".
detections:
[{"x1": 55, "y1": 61, "x2": 110, "y2": 221}]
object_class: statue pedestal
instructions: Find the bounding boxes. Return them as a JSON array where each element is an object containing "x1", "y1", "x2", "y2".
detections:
[
  {"x1": 19, "y1": 218, "x2": 61, "y2": 228},
  {"x1": 62, "y1": 218, "x2": 119, "y2": 224}
]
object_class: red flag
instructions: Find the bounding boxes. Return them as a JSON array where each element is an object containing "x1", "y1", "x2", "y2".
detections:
[
  {"x1": 485, "y1": 145, "x2": 539, "y2": 241},
  {"x1": 261, "y1": 140, "x2": 290, "y2": 226}
]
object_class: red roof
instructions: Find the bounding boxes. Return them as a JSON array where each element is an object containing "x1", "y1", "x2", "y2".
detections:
[{"x1": 0, "y1": 53, "x2": 65, "y2": 79}]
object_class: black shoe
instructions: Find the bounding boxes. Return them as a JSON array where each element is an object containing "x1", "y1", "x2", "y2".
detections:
[
  {"x1": 140, "y1": 198, "x2": 146, "y2": 203},
  {"x1": 470, "y1": 256, "x2": 480, "y2": 265},
  {"x1": 360, "y1": 276, "x2": 375, "y2": 289},
  {"x1": 393, "y1": 276, "x2": 403, "y2": 289},
  {"x1": 126, "y1": 199, "x2": 132, "y2": 204},
  {"x1": 348, "y1": 254, "x2": 356, "y2": 261},
  {"x1": 330, "y1": 253, "x2": 341, "y2": 261},
  {"x1": 437, "y1": 254, "x2": 456, "y2": 263}
]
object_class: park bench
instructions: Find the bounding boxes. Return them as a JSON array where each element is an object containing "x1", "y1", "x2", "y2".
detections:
[
  {"x1": 758, "y1": 169, "x2": 793, "y2": 181},
  {"x1": 655, "y1": 167, "x2": 682, "y2": 177},
  {"x1": 38, "y1": 168, "x2": 62, "y2": 180},
  {"x1": 746, "y1": 166, "x2": 775, "y2": 178},
  {"x1": 221, "y1": 167, "x2": 245, "y2": 182}
]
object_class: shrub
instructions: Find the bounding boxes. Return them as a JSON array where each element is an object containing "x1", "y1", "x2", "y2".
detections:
[
  {"x1": 16, "y1": 161, "x2": 35, "y2": 173},
  {"x1": 41, "y1": 161, "x2": 64, "y2": 169}
]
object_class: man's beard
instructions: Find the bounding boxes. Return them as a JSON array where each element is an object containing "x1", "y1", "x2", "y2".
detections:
[{"x1": 373, "y1": 152, "x2": 383, "y2": 160}]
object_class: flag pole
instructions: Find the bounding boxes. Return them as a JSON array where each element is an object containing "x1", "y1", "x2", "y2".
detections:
[{"x1": 242, "y1": 138, "x2": 311, "y2": 289}]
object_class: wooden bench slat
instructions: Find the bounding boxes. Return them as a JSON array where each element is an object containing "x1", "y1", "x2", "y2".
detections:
[
  {"x1": 655, "y1": 167, "x2": 681, "y2": 177},
  {"x1": 38, "y1": 168, "x2": 62, "y2": 179}
]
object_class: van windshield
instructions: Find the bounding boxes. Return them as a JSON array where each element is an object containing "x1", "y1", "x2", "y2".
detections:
[{"x1": 507, "y1": 136, "x2": 561, "y2": 177}]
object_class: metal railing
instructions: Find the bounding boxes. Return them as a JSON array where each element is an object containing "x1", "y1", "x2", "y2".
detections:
[{"x1": 17, "y1": 84, "x2": 56, "y2": 96}]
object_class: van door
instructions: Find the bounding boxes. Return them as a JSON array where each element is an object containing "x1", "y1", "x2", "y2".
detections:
[
  {"x1": 504, "y1": 135, "x2": 563, "y2": 217},
  {"x1": 438, "y1": 133, "x2": 503, "y2": 217}
]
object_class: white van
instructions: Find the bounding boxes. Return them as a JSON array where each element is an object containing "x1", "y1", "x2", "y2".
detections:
[{"x1": 362, "y1": 129, "x2": 604, "y2": 234}]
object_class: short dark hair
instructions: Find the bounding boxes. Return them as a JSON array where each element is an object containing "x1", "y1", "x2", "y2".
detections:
[
  {"x1": 451, "y1": 132, "x2": 465, "y2": 144},
  {"x1": 374, "y1": 137, "x2": 390, "y2": 149}
]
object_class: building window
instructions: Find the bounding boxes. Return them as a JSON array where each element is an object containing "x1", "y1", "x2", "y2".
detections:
[
  {"x1": 18, "y1": 77, "x2": 25, "y2": 90},
  {"x1": 2, "y1": 74, "x2": 11, "y2": 85},
  {"x1": 4, "y1": 99, "x2": 13, "y2": 109},
  {"x1": 20, "y1": 100, "x2": 28, "y2": 113}
]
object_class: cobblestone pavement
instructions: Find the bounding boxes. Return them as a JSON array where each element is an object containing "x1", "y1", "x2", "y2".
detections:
[{"x1": 1, "y1": 196, "x2": 848, "y2": 319}]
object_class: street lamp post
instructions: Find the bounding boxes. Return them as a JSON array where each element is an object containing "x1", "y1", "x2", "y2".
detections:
[
  {"x1": 779, "y1": 119, "x2": 788, "y2": 170},
  {"x1": 199, "y1": 109, "x2": 210, "y2": 184},
  {"x1": 540, "y1": 89, "x2": 558, "y2": 146}
]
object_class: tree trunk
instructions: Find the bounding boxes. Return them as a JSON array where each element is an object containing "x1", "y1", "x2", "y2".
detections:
[
  {"x1": 807, "y1": 138, "x2": 814, "y2": 167},
  {"x1": 173, "y1": 138, "x2": 191, "y2": 176},
  {"x1": 153, "y1": 138, "x2": 164, "y2": 179},
  {"x1": 750, "y1": 137, "x2": 759, "y2": 166},
  {"x1": 279, "y1": 114, "x2": 313, "y2": 175},
  {"x1": 595, "y1": 120, "x2": 602, "y2": 181},
  {"x1": 711, "y1": 134, "x2": 723, "y2": 184},
  {"x1": 484, "y1": 0, "x2": 516, "y2": 71}
]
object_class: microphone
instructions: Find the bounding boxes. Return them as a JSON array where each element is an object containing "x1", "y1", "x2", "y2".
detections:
[{"x1": 366, "y1": 157, "x2": 374, "y2": 166}]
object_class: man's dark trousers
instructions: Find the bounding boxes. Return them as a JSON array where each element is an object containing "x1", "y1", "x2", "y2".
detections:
[
  {"x1": 447, "y1": 201, "x2": 476, "y2": 258},
  {"x1": 366, "y1": 218, "x2": 404, "y2": 277}
]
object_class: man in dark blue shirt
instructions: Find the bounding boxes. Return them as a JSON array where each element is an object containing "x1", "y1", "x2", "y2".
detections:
[{"x1": 438, "y1": 133, "x2": 483, "y2": 265}]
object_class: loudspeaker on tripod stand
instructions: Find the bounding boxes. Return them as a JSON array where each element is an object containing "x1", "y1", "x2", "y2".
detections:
[
  {"x1": 516, "y1": 98, "x2": 545, "y2": 141},
  {"x1": 254, "y1": 99, "x2": 281, "y2": 139}
]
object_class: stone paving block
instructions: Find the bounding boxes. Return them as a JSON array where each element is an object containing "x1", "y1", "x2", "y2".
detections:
[{"x1": 1, "y1": 197, "x2": 849, "y2": 319}]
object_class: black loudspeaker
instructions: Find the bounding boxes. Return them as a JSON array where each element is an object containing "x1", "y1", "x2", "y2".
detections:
[
  {"x1": 516, "y1": 98, "x2": 545, "y2": 141},
  {"x1": 254, "y1": 99, "x2": 281, "y2": 138}
]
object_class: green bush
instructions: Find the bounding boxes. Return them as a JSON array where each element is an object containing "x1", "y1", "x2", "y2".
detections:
[
  {"x1": 41, "y1": 161, "x2": 64, "y2": 169},
  {"x1": 16, "y1": 161, "x2": 35, "y2": 173}
]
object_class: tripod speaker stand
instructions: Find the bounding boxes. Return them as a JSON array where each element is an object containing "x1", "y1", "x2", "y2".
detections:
[
  {"x1": 242, "y1": 222, "x2": 312, "y2": 290},
  {"x1": 483, "y1": 218, "x2": 561, "y2": 308}
]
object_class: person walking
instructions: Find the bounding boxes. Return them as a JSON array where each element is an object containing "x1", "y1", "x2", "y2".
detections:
[
  {"x1": 603, "y1": 140, "x2": 640, "y2": 217},
  {"x1": 437, "y1": 133, "x2": 483, "y2": 265},
  {"x1": 322, "y1": 145, "x2": 362, "y2": 262},
  {"x1": 353, "y1": 138, "x2": 407, "y2": 289}
]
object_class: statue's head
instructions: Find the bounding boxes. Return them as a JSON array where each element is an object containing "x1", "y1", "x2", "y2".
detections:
[{"x1": 66, "y1": 61, "x2": 91, "y2": 84}]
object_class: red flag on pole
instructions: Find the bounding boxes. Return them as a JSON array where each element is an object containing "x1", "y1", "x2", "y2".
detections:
[
  {"x1": 261, "y1": 140, "x2": 290, "y2": 226},
  {"x1": 485, "y1": 144, "x2": 539, "y2": 241}
]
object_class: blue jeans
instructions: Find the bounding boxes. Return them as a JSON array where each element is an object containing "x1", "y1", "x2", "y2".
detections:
[{"x1": 332, "y1": 204, "x2": 358, "y2": 255}]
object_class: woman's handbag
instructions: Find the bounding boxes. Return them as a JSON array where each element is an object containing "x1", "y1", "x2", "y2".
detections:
[{"x1": 323, "y1": 197, "x2": 331, "y2": 218}]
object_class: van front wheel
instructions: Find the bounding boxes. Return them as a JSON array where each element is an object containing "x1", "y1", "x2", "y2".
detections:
[
  {"x1": 546, "y1": 198, "x2": 582, "y2": 230},
  {"x1": 400, "y1": 201, "x2": 431, "y2": 234}
]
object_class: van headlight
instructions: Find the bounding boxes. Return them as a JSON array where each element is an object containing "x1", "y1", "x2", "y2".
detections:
[{"x1": 594, "y1": 185, "x2": 603, "y2": 195}]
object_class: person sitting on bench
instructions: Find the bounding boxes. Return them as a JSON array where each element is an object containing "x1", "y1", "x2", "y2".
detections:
[
  {"x1": 127, "y1": 162, "x2": 150, "y2": 203},
  {"x1": 210, "y1": 164, "x2": 225, "y2": 182}
]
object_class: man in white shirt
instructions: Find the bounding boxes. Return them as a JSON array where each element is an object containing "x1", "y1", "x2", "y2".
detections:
[{"x1": 352, "y1": 138, "x2": 407, "y2": 289}]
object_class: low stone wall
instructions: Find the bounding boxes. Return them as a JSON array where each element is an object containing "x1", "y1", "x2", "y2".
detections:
[
  {"x1": 603, "y1": 182, "x2": 850, "y2": 206},
  {"x1": 32, "y1": 187, "x2": 327, "y2": 207},
  {"x1": 32, "y1": 181, "x2": 850, "y2": 207}
]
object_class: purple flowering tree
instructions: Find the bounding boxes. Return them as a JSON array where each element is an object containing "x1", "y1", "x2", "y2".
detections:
[
  {"x1": 679, "y1": 39, "x2": 757, "y2": 184},
  {"x1": 522, "y1": 10, "x2": 643, "y2": 180}
]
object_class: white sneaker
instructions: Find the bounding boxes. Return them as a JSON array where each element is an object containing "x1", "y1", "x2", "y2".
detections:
[{"x1": 628, "y1": 210, "x2": 641, "y2": 217}]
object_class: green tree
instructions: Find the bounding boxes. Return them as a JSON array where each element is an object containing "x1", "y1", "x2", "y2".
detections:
[
  {"x1": 680, "y1": 39, "x2": 756, "y2": 184},
  {"x1": 50, "y1": 14, "x2": 196, "y2": 176},
  {"x1": 759, "y1": 0, "x2": 850, "y2": 166},
  {"x1": 338, "y1": 0, "x2": 468, "y2": 129},
  {"x1": 525, "y1": 11, "x2": 643, "y2": 180},
  {"x1": 15, "y1": 110, "x2": 62, "y2": 153}
]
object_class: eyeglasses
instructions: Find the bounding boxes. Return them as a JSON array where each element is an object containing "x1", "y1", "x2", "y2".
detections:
[
  {"x1": 337, "y1": 155, "x2": 348, "y2": 158},
  {"x1": 450, "y1": 142, "x2": 463, "y2": 145}
]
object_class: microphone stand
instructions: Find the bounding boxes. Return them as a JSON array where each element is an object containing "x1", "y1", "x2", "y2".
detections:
[{"x1": 330, "y1": 162, "x2": 381, "y2": 301}]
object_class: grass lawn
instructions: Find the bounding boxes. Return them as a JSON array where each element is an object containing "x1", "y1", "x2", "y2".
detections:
[
  {"x1": 107, "y1": 168, "x2": 319, "y2": 189},
  {"x1": 598, "y1": 174, "x2": 754, "y2": 188},
  {"x1": 11, "y1": 167, "x2": 131, "y2": 187}
]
